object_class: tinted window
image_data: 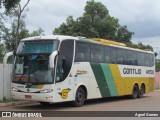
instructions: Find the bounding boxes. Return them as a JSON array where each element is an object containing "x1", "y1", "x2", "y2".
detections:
[
  {"x1": 56, "y1": 40, "x2": 74, "y2": 82},
  {"x1": 75, "y1": 42, "x2": 90, "y2": 62},
  {"x1": 127, "y1": 50, "x2": 137, "y2": 65},
  {"x1": 75, "y1": 41, "x2": 154, "y2": 67},
  {"x1": 91, "y1": 44, "x2": 104, "y2": 62},
  {"x1": 144, "y1": 53, "x2": 150, "y2": 66},
  {"x1": 117, "y1": 48, "x2": 127, "y2": 64},
  {"x1": 17, "y1": 40, "x2": 58, "y2": 54},
  {"x1": 137, "y1": 52, "x2": 145, "y2": 66},
  {"x1": 149, "y1": 54, "x2": 154, "y2": 67},
  {"x1": 105, "y1": 47, "x2": 111, "y2": 63},
  {"x1": 110, "y1": 47, "x2": 117, "y2": 64}
]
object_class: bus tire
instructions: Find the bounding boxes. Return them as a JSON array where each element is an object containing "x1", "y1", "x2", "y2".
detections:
[
  {"x1": 138, "y1": 84, "x2": 145, "y2": 98},
  {"x1": 72, "y1": 87, "x2": 85, "y2": 107},
  {"x1": 39, "y1": 102, "x2": 50, "y2": 106},
  {"x1": 131, "y1": 84, "x2": 139, "y2": 99}
]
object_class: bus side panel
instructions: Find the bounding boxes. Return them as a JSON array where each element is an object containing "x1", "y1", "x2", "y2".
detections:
[
  {"x1": 100, "y1": 63, "x2": 119, "y2": 97},
  {"x1": 90, "y1": 63, "x2": 111, "y2": 97},
  {"x1": 117, "y1": 65, "x2": 155, "y2": 95},
  {"x1": 71, "y1": 62, "x2": 155, "y2": 100},
  {"x1": 71, "y1": 62, "x2": 102, "y2": 99},
  {"x1": 108, "y1": 64, "x2": 126, "y2": 96},
  {"x1": 125, "y1": 77, "x2": 154, "y2": 95},
  {"x1": 148, "y1": 78, "x2": 155, "y2": 92}
]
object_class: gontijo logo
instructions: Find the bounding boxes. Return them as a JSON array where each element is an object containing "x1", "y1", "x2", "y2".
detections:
[
  {"x1": 123, "y1": 68, "x2": 141, "y2": 74},
  {"x1": 59, "y1": 88, "x2": 71, "y2": 99}
]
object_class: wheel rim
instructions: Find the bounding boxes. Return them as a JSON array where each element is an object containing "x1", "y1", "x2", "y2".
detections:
[
  {"x1": 133, "y1": 86, "x2": 138, "y2": 97},
  {"x1": 77, "y1": 92, "x2": 83, "y2": 103},
  {"x1": 140, "y1": 86, "x2": 145, "y2": 95}
]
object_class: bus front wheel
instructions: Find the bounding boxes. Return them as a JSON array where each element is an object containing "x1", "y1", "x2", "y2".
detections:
[
  {"x1": 131, "y1": 84, "x2": 139, "y2": 99},
  {"x1": 72, "y1": 87, "x2": 85, "y2": 107}
]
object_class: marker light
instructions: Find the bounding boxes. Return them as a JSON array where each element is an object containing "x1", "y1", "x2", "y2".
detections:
[
  {"x1": 40, "y1": 89, "x2": 53, "y2": 93},
  {"x1": 12, "y1": 87, "x2": 18, "y2": 92}
]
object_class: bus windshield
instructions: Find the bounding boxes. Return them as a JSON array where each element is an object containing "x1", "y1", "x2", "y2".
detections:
[
  {"x1": 17, "y1": 40, "x2": 58, "y2": 54},
  {"x1": 13, "y1": 40, "x2": 59, "y2": 84}
]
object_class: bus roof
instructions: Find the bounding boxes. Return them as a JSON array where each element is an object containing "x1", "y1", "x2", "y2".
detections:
[
  {"x1": 78, "y1": 37, "x2": 154, "y2": 54},
  {"x1": 21, "y1": 35, "x2": 154, "y2": 54},
  {"x1": 21, "y1": 35, "x2": 78, "y2": 41}
]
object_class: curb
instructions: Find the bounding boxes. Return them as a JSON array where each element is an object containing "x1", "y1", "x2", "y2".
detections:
[
  {"x1": 0, "y1": 101, "x2": 37, "y2": 107},
  {"x1": 154, "y1": 89, "x2": 160, "y2": 92}
]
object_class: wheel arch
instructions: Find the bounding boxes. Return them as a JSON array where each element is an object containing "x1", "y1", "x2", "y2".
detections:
[
  {"x1": 140, "y1": 83, "x2": 146, "y2": 93},
  {"x1": 133, "y1": 83, "x2": 139, "y2": 89},
  {"x1": 74, "y1": 83, "x2": 88, "y2": 100}
]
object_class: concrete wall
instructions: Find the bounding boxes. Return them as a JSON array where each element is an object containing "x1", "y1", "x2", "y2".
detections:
[
  {"x1": 0, "y1": 64, "x2": 12, "y2": 101},
  {"x1": 0, "y1": 64, "x2": 4, "y2": 101},
  {"x1": 155, "y1": 72, "x2": 160, "y2": 89}
]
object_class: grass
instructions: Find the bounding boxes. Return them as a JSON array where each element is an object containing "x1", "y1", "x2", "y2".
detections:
[
  {"x1": 0, "y1": 98, "x2": 20, "y2": 103},
  {"x1": 155, "y1": 88, "x2": 160, "y2": 90}
]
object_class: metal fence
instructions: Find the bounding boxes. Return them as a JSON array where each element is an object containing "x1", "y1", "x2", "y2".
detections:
[{"x1": 0, "y1": 64, "x2": 12, "y2": 101}]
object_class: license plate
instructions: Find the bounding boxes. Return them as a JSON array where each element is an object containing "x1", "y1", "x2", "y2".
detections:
[{"x1": 25, "y1": 95, "x2": 32, "y2": 99}]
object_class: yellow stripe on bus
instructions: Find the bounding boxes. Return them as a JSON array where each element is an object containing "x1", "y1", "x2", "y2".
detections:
[
  {"x1": 109, "y1": 64, "x2": 154, "y2": 96},
  {"x1": 109, "y1": 64, "x2": 125, "y2": 96}
]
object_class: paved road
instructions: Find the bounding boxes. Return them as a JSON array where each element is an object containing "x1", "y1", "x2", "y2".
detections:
[
  {"x1": 1, "y1": 90, "x2": 160, "y2": 111},
  {"x1": 0, "y1": 90, "x2": 160, "y2": 119}
]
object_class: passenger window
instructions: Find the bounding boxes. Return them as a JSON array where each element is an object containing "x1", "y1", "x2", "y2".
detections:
[
  {"x1": 110, "y1": 47, "x2": 117, "y2": 64},
  {"x1": 105, "y1": 47, "x2": 111, "y2": 63},
  {"x1": 137, "y1": 52, "x2": 144, "y2": 66},
  {"x1": 149, "y1": 54, "x2": 154, "y2": 67},
  {"x1": 75, "y1": 42, "x2": 90, "y2": 62},
  {"x1": 56, "y1": 40, "x2": 74, "y2": 82},
  {"x1": 117, "y1": 49, "x2": 127, "y2": 64},
  {"x1": 91, "y1": 44, "x2": 104, "y2": 63},
  {"x1": 127, "y1": 50, "x2": 137, "y2": 65},
  {"x1": 144, "y1": 53, "x2": 150, "y2": 66}
]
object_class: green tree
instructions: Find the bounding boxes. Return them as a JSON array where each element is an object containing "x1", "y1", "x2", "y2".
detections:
[
  {"x1": 3, "y1": 18, "x2": 30, "y2": 51},
  {"x1": 3, "y1": 17, "x2": 45, "y2": 52},
  {"x1": 1, "y1": 0, "x2": 30, "y2": 51},
  {"x1": 30, "y1": 27, "x2": 45, "y2": 37},
  {"x1": 12, "y1": 0, "x2": 30, "y2": 49},
  {"x1": 3, "y1": 25, "x2": 45, "y2": 52},
  {"x1": 0, "y1": 18, "x2": 7, "y2": 59},
  {"x1": 0, "y1": 44, "x2": 5, "y2": 62},
  {"x1": 1, "y1": 0, "x2": 20, "y2": 13},
  {"x1": 156, "y1": 60, "x2": 160, "y2": 72},
  {"x1": 53, "y1": 0, "x2": 134, "y2": 43},
  {"x1": 126, "y1": 42, "x2": 153, "y2": 51},
  {"x1": 0, "y1": 18, "x2": 5, "y2": 37}
]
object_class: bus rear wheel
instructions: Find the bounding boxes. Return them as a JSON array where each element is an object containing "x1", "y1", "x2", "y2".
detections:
[
  {"x1": 72, "y1": 87, "x2": 85, "y2": 107},
  {"x1": 138, "y1": 84, "x2": 145, "y2": 98},
  {"x1": 131, "y1": 84, "x2": 139, "y2": 99}
]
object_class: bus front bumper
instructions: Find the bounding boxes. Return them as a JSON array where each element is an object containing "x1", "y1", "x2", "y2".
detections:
[{"x1": 12, "y1": 91, "x2": 54, "y2": 103}]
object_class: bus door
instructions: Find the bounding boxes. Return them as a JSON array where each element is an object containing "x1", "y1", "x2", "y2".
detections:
[{"x1": 54, "y1": 40, "x2": 75, "y2": 102}]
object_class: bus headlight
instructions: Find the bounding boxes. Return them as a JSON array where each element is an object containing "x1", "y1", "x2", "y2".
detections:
[
  {"x1": 40, "y1": 89, "x2": 53, "y2": 93},
  {"x1": 12, "y1": 87, "x2": 18, "y2": 92}
]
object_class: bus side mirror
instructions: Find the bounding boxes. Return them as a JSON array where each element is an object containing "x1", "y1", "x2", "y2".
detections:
[{"x1": 49, "y1": 51, "x2": 58, "y2": 69}]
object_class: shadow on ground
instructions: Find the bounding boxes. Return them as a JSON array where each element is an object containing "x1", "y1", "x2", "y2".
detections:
[{"x1": 15, "y1": 95, "x2": 150, "y2": 111}]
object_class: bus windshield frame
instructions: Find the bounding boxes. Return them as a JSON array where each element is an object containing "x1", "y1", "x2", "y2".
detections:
[{"x1": 13, "y1": 40, "x2": 59, "y2": 85}]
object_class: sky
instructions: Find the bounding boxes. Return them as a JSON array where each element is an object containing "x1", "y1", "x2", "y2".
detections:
[{"x1": 21, "y1": 0, "x2": 160, "y2": 55}]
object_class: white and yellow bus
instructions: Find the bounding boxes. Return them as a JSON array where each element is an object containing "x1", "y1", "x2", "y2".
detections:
[{"x1": 12, "y1": 35, "x2": 155, "y2": 106}]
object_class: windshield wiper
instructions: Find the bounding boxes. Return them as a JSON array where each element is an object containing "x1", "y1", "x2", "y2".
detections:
[{"x1": 17, "y1": 66, "x2": 29, "y2": 82}]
